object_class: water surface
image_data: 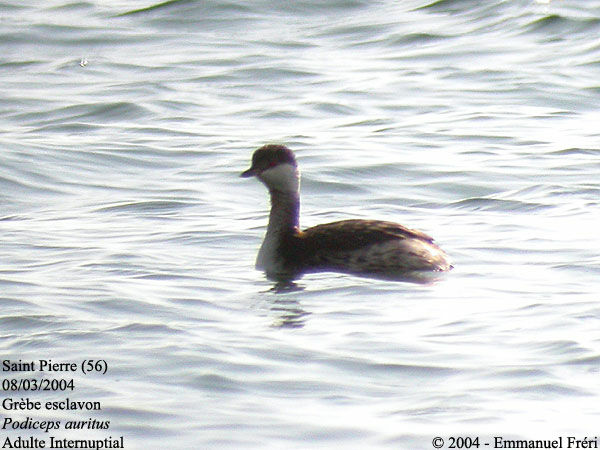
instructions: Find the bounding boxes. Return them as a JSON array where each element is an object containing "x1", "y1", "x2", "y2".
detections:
[{"x1": 1, "y1": 0, "x2": 599, "y2": 448}]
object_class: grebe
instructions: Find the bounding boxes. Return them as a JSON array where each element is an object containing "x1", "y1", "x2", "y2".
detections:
[{"x1": 241, "y1": 144, "x2": 452, "y2": 281}]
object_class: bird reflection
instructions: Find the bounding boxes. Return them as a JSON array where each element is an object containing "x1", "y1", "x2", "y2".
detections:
[
  {"x1": 262, "y1": 270, "x2": 447, "y2": 328},
  {"x1": 269, "y1": 280, "x2": 304, "y2": 293},
  {"x1": 270, "y1": 299, "x2": 311, "y2": 328},
  {"x1": 264, "y1": 283, "x2": 310, "y2": 328}
]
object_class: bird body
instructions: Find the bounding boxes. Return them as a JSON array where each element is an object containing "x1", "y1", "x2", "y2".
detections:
[{"x1": 241, "y1": 144, "x2": 451, "y2": 281}]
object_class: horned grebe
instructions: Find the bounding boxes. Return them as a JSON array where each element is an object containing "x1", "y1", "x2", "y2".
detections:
[{"x1": 241, "y1": 144, "x2": 452, "y2": 281}]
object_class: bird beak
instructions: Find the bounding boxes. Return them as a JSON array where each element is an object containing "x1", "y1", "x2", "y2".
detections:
[{"x1": 240, "y1": 167, "x2": 257, "y2": 178}]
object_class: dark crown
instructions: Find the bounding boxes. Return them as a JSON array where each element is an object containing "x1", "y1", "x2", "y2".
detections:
[{"x1": 251, "y1": 144, "x2": 297, "y2": 171}]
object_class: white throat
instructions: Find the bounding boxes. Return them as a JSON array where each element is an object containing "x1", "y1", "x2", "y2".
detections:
[{"x1": 258, "y1": 163, "x2": 300, "y2": 194}]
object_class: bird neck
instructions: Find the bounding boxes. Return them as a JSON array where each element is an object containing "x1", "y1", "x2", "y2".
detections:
[{"x1": 267, "y1": 188, "x2": 300, "y2": 237}]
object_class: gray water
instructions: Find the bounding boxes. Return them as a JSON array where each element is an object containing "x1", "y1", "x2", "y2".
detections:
[{"x1": 1, "y1": 0, "x2": 599, "y2": 448}]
